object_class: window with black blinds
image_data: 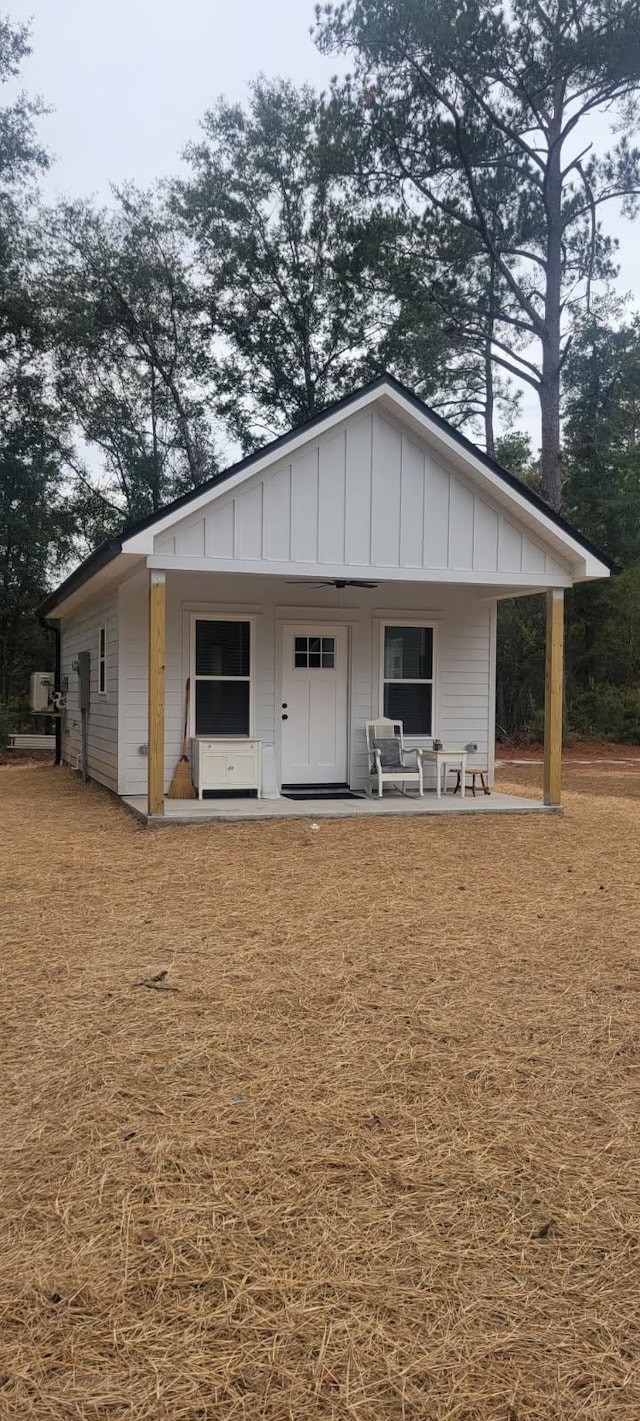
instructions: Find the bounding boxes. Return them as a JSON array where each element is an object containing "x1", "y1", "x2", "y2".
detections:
[
  {"x1": 195, "y1": 619, "x2": 249, "y2": 678},
  {"x1": 383, "y1": 625, "x2": 433, "y2": 735},
  {"x1": 194, "y1": 619, "x2": 251, "y2": 735}
]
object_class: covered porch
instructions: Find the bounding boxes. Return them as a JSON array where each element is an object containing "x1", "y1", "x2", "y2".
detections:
[{"x1": 141, "y1": 568, "x2": 564, "y2": 823}]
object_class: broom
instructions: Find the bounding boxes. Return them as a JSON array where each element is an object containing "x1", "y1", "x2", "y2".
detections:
[{"x1": 167, "y1": 678, "x2": 196, "y2": 799}]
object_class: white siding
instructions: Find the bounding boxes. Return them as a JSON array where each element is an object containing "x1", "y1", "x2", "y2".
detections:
[
  {"x1": 117, "y1": 572, "x2": 495, "y2": 796},
  {"x1": 438, "y1": 605, "x2": 492, "y2": 774},
  {"x1": 60, "y1": 594, "x2": 118, "y2": 791},
  {"x1": 117, "y1": 572, "x2": 148, "y2": 797},
  {"x1": 155, "y1": 411, "x2": 570, "y2": 584}
]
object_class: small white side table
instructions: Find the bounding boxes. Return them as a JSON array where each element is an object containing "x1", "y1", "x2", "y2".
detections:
[{"x1": 422, "y1": 748, "x2": 467, "y2": 798}]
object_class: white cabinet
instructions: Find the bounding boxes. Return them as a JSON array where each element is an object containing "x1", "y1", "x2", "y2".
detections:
[{"x1": 191, "y1": 738, "x2": 262, "y2": 799}]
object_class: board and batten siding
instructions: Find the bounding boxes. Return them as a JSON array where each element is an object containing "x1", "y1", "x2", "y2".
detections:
[
  {"x1": 60, "y1": 594, "x2": 118, "y2": 791},
  {"x1": 117, "y1": 571, "x2": 495, "y2": 796},
  {"x1": 154, "y1": 411, "x2": 570, "y2": 583}
]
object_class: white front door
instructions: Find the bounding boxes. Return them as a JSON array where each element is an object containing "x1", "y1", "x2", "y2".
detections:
[{"x1": 280, "y1": 624, "x2": 348, "y2": 785}]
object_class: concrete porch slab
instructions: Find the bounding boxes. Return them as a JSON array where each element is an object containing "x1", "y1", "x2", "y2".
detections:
[{"x1": 122, "y1": 790, "x2": 555, "y2": 825}]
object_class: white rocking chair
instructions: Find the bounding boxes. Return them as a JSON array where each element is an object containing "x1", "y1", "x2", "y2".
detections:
[{"x1": 365, "y1": 717, "x2": 426, "y2": 798}]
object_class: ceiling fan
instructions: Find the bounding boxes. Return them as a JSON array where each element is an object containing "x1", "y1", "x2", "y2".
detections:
[{"x1": 286, "y1": 578, "x2": 379, "y2": 589}]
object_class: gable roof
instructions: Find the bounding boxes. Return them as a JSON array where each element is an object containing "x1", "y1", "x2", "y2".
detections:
[{"x1": 39, "y1": 373, "x2": 617, "y2": 618}]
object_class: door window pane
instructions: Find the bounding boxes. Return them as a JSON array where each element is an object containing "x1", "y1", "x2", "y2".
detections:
[
  {"x1": 384, "y1": 626, "x2": 432, "y2": 680},
  {"x1": 196, "y1": 620, "x2": 249, "y2": 677},
  {"x1": 384, "y1": 683, "x2": 432, "y2": 735},
  {"x1": 195, "y1": 680, "x2": 250, "y2": 735},
  {"x1": 293, "y1": 634, "x2": 337, "y2": 669}
]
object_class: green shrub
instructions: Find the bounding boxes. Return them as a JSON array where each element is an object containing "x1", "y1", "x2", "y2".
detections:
[
  {"x1": 565, "y1": 685, "x2": 640, "y2": 743},
  {"x1": 0, "y1": 701, "x2": 20, "y2": 750}
]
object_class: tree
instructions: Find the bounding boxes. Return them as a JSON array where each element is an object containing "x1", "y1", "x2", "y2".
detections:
[
  {"x1": 495, "y1": 430, "x2": 538, "y2": 485},
  {"x1": 176, "y1": 77, "x2": 458, "y2": 452},
  {"x1": 316, "y1": 0, "x2": 640, "y2": 509},
  {"x1": 0, "y1": 17, "x2": 74, "y2": 733},
  {"x1": 563, "y1": 309, "x2": 640, "y2": 560},
  {"x1": 0, "y1": 17, "x2": 48, "y2": 190},
  {"x1": 561, "y1": 312, "x2": 640, "y2": 736},
  {"x1": 48, "y1": 187, "x2": 217, "y2": 529},
  {"x1": 0, "y1": 380, "x2": 74, "y2": 720},
  {"x1": 378, "y1": 209, "x2": 524, "y2": 450},
  {"x1": 495, "y1": 313, "x2": 640, "y2": 743}
]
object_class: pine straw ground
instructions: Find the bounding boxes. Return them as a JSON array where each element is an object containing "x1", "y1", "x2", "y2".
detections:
[{"x1": 1, "y1": 766, "x2": 639, "y2": 1421}]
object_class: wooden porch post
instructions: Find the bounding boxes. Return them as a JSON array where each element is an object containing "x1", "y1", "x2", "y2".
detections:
[
  {"x1": 543, "y1": 588, "x2": 564, "y2": 807},
  {"x1": 148, "y1": 569, "x2": 166, "y2": 816}
]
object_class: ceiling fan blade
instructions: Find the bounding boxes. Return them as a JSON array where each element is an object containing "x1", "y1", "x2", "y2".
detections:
[{"x1": 285, "y1": 577, "x2": 379, "y2": 589}]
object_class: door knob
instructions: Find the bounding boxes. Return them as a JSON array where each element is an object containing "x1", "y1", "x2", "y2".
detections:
[
  {"x1": 281, "y1": 702, "x2": 288, "y2": 709},
  {"x1": 282, "y1": 713, "x2": 288, "y2": 720}
]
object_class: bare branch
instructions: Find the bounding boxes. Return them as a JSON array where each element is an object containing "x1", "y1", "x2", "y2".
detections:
[{"x1": 489, "y1": 350, "x2": 541, "y2": 389}]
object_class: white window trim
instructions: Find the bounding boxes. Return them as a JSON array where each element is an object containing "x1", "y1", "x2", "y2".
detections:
[
  {"x1": 378, "y1": 619, "x2": 437, "y2": 739},
  {"x1": 98, "y1": 625, "x2": 107, "y2": 696},
  {"x1": 189, "y1": 612, "x2": 255, "y2": 739}
]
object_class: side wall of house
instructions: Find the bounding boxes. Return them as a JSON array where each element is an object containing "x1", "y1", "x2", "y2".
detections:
[
  {"x1": 118, "y1": 571, "x2": 495, "y2": 797},
  {"x1": 59, "y1": 593, "x2": 119, "y2": 791}
]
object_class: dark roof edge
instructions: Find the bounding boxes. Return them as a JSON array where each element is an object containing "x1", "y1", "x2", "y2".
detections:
[
  {"x1": 38, "y1": 374, "x2": 619, "y2": 616},
  {"x1": 38, "y1": 538, "x2": 123, "y2": 620}
]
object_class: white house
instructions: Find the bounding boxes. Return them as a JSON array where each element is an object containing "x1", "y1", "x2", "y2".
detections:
[{"x1": 39, "y1": 375, "x2": 613, "y2": 820}]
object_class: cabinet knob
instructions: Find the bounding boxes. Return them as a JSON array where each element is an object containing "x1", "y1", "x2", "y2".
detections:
[
  {"x1": 282, "y1": 702, "x2": 288, "y2": 709},
  {"x1": 282, "y1": 713, "x2": 288, "y2": 720}
]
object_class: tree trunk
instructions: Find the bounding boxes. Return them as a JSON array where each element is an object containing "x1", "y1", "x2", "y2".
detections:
[
  {"x1": 484, "y1": 259, "x2": 496, "y2": 459},
  {"x1": 539, "y1": 362, "x2": 562, "y2": 510},
  {"x1": 484, "y1": 335, "x2": 495, "y2": 459},
  {"x1": 150, "y1": 364, "x2": 161, "y2": 510},
  {"x1": 539, "y1": 97, "x2": 564, "y2": 512}
]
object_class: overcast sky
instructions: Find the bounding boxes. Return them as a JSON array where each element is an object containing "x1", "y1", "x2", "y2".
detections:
[
  {"x1": 6, "y1": 0, "x2": 640, "y2": 445},
  {"x1": 8, "y1": 0, "x2": 342, "y2": 198}
]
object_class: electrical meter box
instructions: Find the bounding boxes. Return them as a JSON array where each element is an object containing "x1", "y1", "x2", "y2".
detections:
[{"x1": 77, "y1": 650, "x2": 91, "y2": 710}]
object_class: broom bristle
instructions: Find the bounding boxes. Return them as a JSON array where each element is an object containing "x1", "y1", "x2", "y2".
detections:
[{"x1": 167, "y1": 754, "x2": 196, "y2": 800}]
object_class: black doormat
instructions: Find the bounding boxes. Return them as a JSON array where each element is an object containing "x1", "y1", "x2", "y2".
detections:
[{"x1": 281, "y1": 788, "x2": 363, "y2": 802}]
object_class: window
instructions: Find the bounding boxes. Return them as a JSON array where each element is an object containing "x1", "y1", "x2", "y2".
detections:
[
  {"x1": 382, "y1": 624, "x2": 433, "y2": 735},
  {"x1": 294, "y1": 635, "x2": 335, "y2": 669},
  {"x1": 193, "y1": 618, "x2": 251, "y2": 735},
  {"x1": 98, "y1": 626, "x2": 107, "y2": 695}
]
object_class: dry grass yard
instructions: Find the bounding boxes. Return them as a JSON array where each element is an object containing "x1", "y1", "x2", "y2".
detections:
[{"x1": 1, "y1": 763, "x2": 639, "y2": 1421}]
